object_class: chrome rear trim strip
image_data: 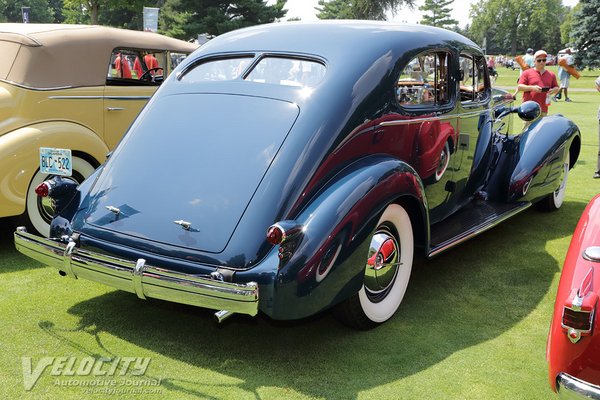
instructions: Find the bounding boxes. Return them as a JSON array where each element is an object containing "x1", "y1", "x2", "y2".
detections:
[
  {"x1": 557, "y1": 373, "x2": 600, "y2": 400},
  {"x1": 14, "y1": 228, "x2": 259, "y2": 316}
]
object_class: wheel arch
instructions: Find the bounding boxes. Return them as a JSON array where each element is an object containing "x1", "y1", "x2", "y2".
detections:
[
  {"x1": 394, "y1": 194, "x2": 428, "y2": 253},
  {"x1": 268, "y1": 155, "x2": 429, "y2": 320},
  {"x1": 568, "y1": 132, "x2": 581, "y2": 171},
  {"x1": 0, "y1": 121, "x2": 108, "y2": 218}
]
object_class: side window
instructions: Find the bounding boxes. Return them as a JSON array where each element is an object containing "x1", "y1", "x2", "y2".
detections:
[
  {"x1": 397, "y1": 52, "x2": 450, "y2": 107},
  {"x1": 459, "y1": 54, "x2": 488, "y2": 103},
  {"x1": 107, "y1": 48, "x2": 167, "y2": 85}
]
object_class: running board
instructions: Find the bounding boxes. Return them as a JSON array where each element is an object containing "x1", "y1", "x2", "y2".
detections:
[{"x1": 428, "y1": 201, "x2": 531, "y2": 258}]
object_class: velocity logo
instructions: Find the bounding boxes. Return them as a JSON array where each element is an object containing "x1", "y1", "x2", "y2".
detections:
[{"x1": 22, "y1": 356, "x2": 151, "y2": 391}]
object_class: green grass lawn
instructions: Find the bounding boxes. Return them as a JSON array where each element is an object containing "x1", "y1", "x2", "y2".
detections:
[{"x1": 1, "y1": 73, "x2": 599, "y2": 399}]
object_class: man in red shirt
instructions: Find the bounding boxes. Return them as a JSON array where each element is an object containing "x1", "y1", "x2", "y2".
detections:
[
  {"x1": 115, "y1": 53, "x2": 132, "y2": 79},
  {"x1": 517, "y1": 50, "x2": 559, "y2": 119}
]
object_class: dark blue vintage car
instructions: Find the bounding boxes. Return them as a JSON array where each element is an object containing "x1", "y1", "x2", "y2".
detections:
[{"x1": 15, "y1": 21, "x2": 581, "y2": 329}]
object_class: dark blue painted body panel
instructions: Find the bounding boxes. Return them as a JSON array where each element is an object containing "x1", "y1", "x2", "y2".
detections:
[{"x1": 42, "y1": 21, "x2": 580, "y2": 320}]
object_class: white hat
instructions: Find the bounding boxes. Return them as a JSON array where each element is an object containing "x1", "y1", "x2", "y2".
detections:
[{"x1": 534, "y1": 50, "x2": 547, "y2": 60}]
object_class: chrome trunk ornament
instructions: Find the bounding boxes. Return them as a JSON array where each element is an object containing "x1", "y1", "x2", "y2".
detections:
[
  {"x1": 174, "y1": 220, "x2": 192, "y2": 230},
  {"x1": 105, "y1": 206, "x2": 121, "y2": 215}
]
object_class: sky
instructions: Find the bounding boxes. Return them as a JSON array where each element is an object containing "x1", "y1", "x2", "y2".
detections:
[{"x1": 275, "y1": 0, "x2": 579, "y2": 28}]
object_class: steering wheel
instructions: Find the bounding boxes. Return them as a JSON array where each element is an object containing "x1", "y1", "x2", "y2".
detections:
[{"x1": 139, "y1": 67, "x2": 164, "y2": 82}]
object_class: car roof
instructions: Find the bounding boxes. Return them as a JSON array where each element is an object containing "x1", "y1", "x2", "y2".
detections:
[
  {"x1": 196, "y1": 20, "x2": 480, "y2": 65},
  {"x1": 0, "y1": 23, "x2": 198, "y2": 88}
]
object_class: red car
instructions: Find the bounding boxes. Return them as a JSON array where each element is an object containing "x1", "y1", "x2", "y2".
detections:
[{"x1": 547, "y1": 193, "x2": 600, "y2": 398}]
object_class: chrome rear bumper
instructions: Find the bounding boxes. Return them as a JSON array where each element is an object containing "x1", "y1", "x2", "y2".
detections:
[
  {"x1": 14, "y1": 227, "x2": 259, "y2": 316},
  {"x1": 557, "y1": 373, "x2": 600, "y2": 400}
]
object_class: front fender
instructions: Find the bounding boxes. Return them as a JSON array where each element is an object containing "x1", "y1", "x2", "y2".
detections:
[
  {"x1": 0, "y1": 121, "x2": 108, "y2": 217},
  {"x1": 269, "y1": 155, "x2": 428, "y2": 320},
  {"x1": 506, "y1": 115, "x2": 580, "y2": 202}
]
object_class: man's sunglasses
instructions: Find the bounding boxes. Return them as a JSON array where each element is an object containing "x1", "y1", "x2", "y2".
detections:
[{"x1": 536, "y1": 59, "x2": 547, "y2": 62}]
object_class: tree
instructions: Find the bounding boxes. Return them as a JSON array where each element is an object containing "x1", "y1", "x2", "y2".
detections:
[
  {"x1": 317, "y1": 0, "x2": 415, "y2": 20},
  {"x1": 571, "y1": 0, "x2": 600, "y2": 69},
  {"x1": 469, "y1": 0, "x2": 567, "y2": 56},
  {"x1": 0, "y1": 0, "x2": 54, "y2": 22},
  {"x1": 162, "y1": 0, "x2": 286, "y2": 39},
  {"x1": 63, "y1": 0, "x2": 104, "y2": 24},
  {"x1": 419, "y1": 0, "x2": 458, "y2": 29}
]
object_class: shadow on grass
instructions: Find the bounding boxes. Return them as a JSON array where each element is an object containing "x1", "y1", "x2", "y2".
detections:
[
  {"x1": 0, "y1": 217, "x2": 45, "y2": 273},
  {"x1": 34, "y1": 200, "x2": 586, "y2": 399}
]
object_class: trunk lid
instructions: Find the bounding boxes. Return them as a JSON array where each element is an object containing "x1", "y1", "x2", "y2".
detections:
[{"x1": 82, "y1": 93, "x2": 299, "y2": 253}]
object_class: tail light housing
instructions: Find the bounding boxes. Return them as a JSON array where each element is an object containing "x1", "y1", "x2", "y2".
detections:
[
  {"x1": 35, "y1": 182, "x2": 51, "y2": 197},
  {"x1": 561, "y1": 267, "x2": 597, "y2": 343},
  {"x1": 266, "y1": 220, "x2": 303, "y2": 265}
]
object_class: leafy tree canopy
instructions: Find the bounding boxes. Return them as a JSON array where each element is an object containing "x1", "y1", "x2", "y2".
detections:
[
  {"x1": 317, "y1": 0, "x2": 415, "y2": 20},
  {"x1": 164, "y1": 0, "x2": 286, "y2": 39},
  {"x1": 0, "y1": 0, "x2": 54, "y2": 22},
  {"x1": 571, "y1": 0, "x2": 600, "y2": 69},
  {"x1": 468, "y1": 0, "x2": 567, "y2": 56}
]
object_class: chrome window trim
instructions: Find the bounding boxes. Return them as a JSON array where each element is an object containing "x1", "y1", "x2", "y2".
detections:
[
  {"x1": 378, "y1": 109, "x2": 488, "y2": 127},
  {"x1": 0, "y1": 78, "x2": 74, "y2": 91},
  {"x1": 47, "y1": 95, "x2": 152, "y2": 100}
]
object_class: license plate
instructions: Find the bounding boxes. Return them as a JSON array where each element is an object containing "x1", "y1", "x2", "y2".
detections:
[{"x1": 39, "y1": 147, "x2": 72, "y2": 177}]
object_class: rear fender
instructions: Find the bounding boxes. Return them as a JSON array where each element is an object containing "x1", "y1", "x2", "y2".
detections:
[
  {"x1": 269, "y1": 155, "x2": 428, "y2": 320},
  {"x1": 0, "y1": 122, "x2": 107, "y2": 217}
]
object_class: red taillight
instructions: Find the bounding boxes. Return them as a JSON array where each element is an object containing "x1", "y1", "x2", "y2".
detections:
[
  {"x1": 267, "y1": 226, "x2": 284, "y2": 245},
  {"x1": 35, "y1": 182, "x2": 50, "y2": 197},
  {"x1": 561, "y1": 268, "x2": 597, "y2": 343},
  {"x1": 562, "y1": 308, "x2": 593, "y2": 332}
]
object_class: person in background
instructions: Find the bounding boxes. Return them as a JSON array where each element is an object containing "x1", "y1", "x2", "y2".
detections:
[
  {"x1": 554, "y1": 49, "x2": 574, "y2": 102},
  {"x1": 487, "y1": 56, "x2": 496, "y2": 75},
  {"x1": 523, "y1": 48, "x2": 535, "y2": 69},
  {"x1": 516, "y1": 50, "x2": 559, "y2": 126},
  {"x1": 134, "y1": 52, "x2": 160, "y2": 80},
  {"x1": 114, "y1": 53, "x2": 132, "y2": 79},
  {"x1": 512, "y1": 48, "x2": 535, "y2": 98},
  {"x1": 594, "y1": 76, "x2": 600, "y2": 179}
]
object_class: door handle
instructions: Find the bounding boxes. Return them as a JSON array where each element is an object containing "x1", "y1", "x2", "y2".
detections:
[{"x1": 107, "y1": 107, "x2": 125, "y2": 111}]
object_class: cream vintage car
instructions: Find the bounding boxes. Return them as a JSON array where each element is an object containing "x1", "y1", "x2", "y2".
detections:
[{"x1": 0, "y1": 23, "x2": 197, "y2": 235}]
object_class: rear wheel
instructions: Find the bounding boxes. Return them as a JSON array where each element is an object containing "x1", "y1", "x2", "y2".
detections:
[
  {"x1": 19, "y1": 156, "x2": 96, "y2": 236},
  {"x1": 334, "y1": 204, "x2": 414, "y2": 329},
  {"x1": 536, "y1": 159, "x2": 569, "y2": 212}
]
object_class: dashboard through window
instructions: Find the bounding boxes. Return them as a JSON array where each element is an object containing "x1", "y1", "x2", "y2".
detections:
[
  {"x1": 107, "y1": 48, "x2": 167, "y2": 85},
  {"x1": 459, "y1": 54, "x2": 488, "y2": 103},
  {"x1": 397, "y1": 52, "x2": 450, "y2": 107}
]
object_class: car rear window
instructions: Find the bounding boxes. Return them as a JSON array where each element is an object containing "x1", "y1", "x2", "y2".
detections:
[
  {"x1": 181, "y1": 56, "x2": 326, "y2": 87},
  {"x1": 180, "y1": 57, "x2": 254, "y2": 82},
  {"x1": 245, "y1": 57, "x2": 326, "y2": 87}
]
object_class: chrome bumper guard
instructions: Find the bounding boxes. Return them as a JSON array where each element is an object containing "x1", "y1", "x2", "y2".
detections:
[
  {"x1": 14, "y1": 228, "x2": 259, "y2": 316},
  {"x1": 557, "y1": 373, "x2": 600, "y2": 400}
]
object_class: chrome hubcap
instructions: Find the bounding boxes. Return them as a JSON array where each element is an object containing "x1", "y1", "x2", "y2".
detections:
[{"x1": 364, "y1": 227, "x2": 401, "y2": 302}]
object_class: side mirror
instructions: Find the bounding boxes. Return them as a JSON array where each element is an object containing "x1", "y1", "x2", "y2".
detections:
[{"x1": 516, "y1": 101, "x2": 541, "y2": 121}]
